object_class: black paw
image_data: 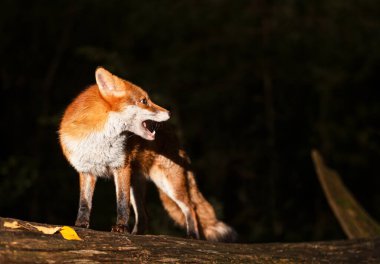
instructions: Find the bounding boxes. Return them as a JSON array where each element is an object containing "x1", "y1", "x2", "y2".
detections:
[
  {"x1": 111, "y1": 224, "x2": 129, "y2": 233},
  {"x1": 187, "y1": 230, "x2": 200, "y2": 240},
  {"x1": 131, "y1": 223, "x2": 147, "y2": 235},
  {"x1": 75, "y1": 220, "x2": 89, "y2": 229}
]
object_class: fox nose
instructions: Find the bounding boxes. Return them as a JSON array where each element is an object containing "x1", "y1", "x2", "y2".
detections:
[{"x1": 165, "y1": 107, "x2": 172, "y2": 118}]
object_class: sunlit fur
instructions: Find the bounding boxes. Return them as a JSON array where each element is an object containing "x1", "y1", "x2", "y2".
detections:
[
  {"x1": 59, "y1": 68, "x2": 170, "y2": 177},
  {"x1": 59, "y1": 67, "x2": 236, "y2": 242},
  {"x1": 59, "y1": 67, "x2": 170, "y2": 232},
  {"x1": 126, "y1": 126, "x2": 238, "y2": 243}
]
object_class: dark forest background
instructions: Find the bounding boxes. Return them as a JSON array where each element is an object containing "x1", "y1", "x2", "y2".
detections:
[{"x1": 0, "y1": 0, "x2": 379, "y2": 243}]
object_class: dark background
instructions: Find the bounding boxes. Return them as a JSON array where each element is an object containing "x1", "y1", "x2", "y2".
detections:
[{"x1": 0, "y1": 0, "x2": 379, "y2": 243}]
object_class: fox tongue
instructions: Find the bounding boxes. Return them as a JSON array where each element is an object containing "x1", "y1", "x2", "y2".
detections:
[{"x1": 143, "y1": 120, "x2": 156, "y2": 134}]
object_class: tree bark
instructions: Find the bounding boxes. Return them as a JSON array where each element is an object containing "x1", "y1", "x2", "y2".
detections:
[{"x1": 1, "y1": 217, "x2": 379, "y2": 263}]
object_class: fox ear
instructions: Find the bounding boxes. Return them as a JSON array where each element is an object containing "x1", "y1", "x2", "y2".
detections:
[{"x1": 95, "y1": 67, "x2": 125, "y2": 98}]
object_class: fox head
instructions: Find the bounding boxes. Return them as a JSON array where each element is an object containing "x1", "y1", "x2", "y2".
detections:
[{"x1": 95, "y1": 67, "x2": 170, "y2": 140}]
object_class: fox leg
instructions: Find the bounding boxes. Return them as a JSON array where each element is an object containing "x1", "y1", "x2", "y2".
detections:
[
  {"x1": 150, "y1": 164, "x2": 199, "y2": 239},
  {"x1": 75, "y1": 172, "x2": 97, "y2": 228},
  {"x1": 111, "y1": 166, "x2": 131, "y2": 233},
  {"x1": 158, "y1": 189, "x2": 186, "y2": 228},
  {"x1": 130, "y1": 172, "x2": 148, "y2": 235}
]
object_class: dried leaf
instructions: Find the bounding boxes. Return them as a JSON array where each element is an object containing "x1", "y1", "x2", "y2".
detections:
[
  {"x1": 4, "y1": 221, "x2": 82, "y2": 241},
  {"x1": 4, "y1": 221, "x2": 21, "y2": 229},
  {"x1": 34, "y1": 225, "x2": 61, "y2": 235},
  {"x1": 59, "y1": 226, "x2": 82, "y2": 241}
]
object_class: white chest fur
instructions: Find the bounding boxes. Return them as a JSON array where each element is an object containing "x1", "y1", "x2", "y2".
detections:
[{"x1": 61, "y1": 113, "x2": 129, "y2": 178}]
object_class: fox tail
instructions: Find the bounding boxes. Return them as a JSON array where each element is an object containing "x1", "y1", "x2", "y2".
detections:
[{"x1": 158, "y1": 171, "x2": 237, "y2": 242}]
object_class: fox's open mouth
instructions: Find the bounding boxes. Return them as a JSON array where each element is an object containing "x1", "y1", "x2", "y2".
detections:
[{"x1": 142, "y1": 120, "x2": 159, "y2": 140}]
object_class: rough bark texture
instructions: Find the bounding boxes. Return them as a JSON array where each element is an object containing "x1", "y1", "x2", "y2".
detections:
[{"x1": 1, "y1": 217, "x2": 379, "y2": 263}]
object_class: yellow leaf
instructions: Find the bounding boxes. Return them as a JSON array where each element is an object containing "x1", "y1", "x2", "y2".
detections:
[
  {"x1": 4, "y1": 221, "x2": 21, "y2": 229},
  {"x1": 34, "y1": 225, "x2": 61, "y2": 235},
  {"x1": 59, "y1": 226, "x2": 82, "y2": 241}
]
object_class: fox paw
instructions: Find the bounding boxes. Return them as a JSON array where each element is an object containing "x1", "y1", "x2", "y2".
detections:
[
  {"x1": 131, "y1": 222, "x2": 147, "y2": 235},
  {"x1": 111, "y1": 224, "x2": 129, "y2": 233},
  {"x1": 75, "y1": 220, "x2": 89, "y2": 229},
  {"x1": 187, "y1": 230, "x2": 200, "y2": 240}
]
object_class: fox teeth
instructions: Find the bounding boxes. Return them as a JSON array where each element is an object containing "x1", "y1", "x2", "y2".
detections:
[{"x1": 152, "y1": 130, "x2": 156, "y2": 135}]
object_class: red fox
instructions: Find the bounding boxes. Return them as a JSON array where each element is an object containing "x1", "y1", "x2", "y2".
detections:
[{"x1": 59, "y1": 67, "x2": 237, "y2": 242}]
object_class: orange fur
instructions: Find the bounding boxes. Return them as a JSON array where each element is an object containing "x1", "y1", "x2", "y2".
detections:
[
  {"x1": 59, "y1": 67, "x2": 170, "y2": 233},
  {"x1": 59, "y1": 67, "x2": 236, "y2": 242},
  {"x1": 125, "y1": 125, "x2": 237, "y2": 242},
  {"x1": 60, "y1": 86, "x2": 109, "y2": 139}
]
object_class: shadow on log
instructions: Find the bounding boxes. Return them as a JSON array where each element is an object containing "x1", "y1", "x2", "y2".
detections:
[{"x1": 1, "y1": 217, "x2": 379, "y2": 263}]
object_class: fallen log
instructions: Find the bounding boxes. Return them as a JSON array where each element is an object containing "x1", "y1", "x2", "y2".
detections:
[{"x1": 1, "y1": 217, "x2": 379, "y2": 263}]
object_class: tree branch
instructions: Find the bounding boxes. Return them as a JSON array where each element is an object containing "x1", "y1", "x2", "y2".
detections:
[{"x1": 311, "y1": 149, "x2": 380, "y2": 239}]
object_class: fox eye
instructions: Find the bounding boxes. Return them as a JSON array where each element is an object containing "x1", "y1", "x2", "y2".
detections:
[{"x1": 140, "y1": 98, "x2": 148, "y2": 105}]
